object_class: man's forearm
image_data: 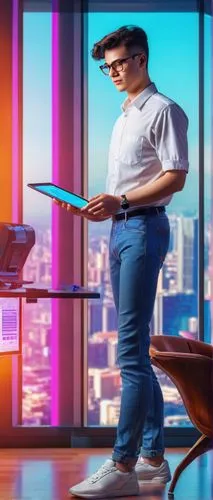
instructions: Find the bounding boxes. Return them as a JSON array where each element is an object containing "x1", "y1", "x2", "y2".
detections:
[{"x1": 124, "y1": 170, "x2": 186, "y2": 207}]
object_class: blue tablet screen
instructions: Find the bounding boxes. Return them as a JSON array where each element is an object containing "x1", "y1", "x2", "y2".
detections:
[{"x1": 31, "y1": 184, "x2": 88, "y2": 209}]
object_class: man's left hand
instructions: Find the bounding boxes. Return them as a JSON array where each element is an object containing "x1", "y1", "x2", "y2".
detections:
[{"x1": 80, "y1": 194, "x2": 121, "y2": 217}]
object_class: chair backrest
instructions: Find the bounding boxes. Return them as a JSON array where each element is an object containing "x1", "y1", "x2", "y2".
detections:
[
  {"x1": 150, "y1": 335, "x2": 213, "y2": 359},
  {"x1": 150, "y1": 335, "x2": 213, "y2": 437}
]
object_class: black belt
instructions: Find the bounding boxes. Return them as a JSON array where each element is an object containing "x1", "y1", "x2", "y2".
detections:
[{"x1": 112, "y1": 206, "x2": 165, "y2": 221}]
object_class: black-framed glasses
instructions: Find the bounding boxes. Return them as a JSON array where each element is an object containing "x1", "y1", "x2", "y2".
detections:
[{"x1": 99, "y1": 53, "x2": 143, "y2": 76}]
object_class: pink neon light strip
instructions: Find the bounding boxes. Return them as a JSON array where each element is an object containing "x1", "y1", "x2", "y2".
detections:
[
  {"x1": 12, "y1": 0, "x2": 19, "y2": 223},
  {"x1": 51, "y1": 8, "x2": 59, "y2": 425},
  {"x1": 12, "y1": 0, "x2": 20, "y2": 425}
]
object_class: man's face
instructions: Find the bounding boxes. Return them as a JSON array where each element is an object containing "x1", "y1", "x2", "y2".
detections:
[{"x1": 104, "y1": 44, "x2": 147, "y2": 93}]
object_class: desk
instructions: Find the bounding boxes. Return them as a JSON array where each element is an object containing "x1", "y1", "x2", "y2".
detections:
[
  {"x1": 0, "y1": 285, "x2": 100, "y2": 354},
  {"x1": 0, "y1": 286, "x2": 100, "y2": 432},
  {"x1": 0, "y1": 286, "x2": 100, "y2": 302}
]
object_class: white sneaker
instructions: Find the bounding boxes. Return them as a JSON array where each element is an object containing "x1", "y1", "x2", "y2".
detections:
[
  {"x1": 69, "y1": 458, "x2": 140, "y2": 498},
  {"x1": 135, "y1": 457, "x2": 171, "y2": 483}
]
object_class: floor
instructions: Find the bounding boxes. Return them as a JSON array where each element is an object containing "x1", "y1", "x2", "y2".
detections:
[{"x1": 0, "y1": 448, "x2": 212, "y2": 500}]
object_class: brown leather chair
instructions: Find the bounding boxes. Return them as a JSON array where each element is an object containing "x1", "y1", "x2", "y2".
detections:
[{"x1": 149, "y1": 335, "x2": 213, "y2": 496}]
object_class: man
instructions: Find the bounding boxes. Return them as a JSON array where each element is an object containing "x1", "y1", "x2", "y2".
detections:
[{"x1": 57, "y1": 24, "x2": 189, "y2": 498}]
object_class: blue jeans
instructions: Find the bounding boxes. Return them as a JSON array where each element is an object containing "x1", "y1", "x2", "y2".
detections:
[{"x1": 109, "y1": 212, "x2": 170, "y2": 464}]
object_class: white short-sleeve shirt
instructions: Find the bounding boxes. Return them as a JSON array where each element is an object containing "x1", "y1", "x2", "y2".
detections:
[{"x1": 106, "y1": 82, "x2": 189, "y2": 212}]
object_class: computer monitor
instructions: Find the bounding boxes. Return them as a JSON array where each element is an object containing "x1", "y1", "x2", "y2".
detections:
[
  {"x1": 0, "y1": 222, "x2": 35, "y2": 287},
  {"x1": 0, "y1": 222, "x2": 35, "y2": 355}
]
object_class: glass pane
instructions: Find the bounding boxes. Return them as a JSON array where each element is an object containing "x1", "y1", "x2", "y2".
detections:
[
  {"x1": 204, "y1": 13, "x2": 212, "y2": 345},
  {"x1": 22, "y1": 13, "x2": 52, "y2": 425},
  {"x1": 87, "y1": 12, "x2": 199, "y2": 427}
]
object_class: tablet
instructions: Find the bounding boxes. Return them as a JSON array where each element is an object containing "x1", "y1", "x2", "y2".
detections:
[{"x1": 27, "y1": 182, "x2": 88, "y2": 209}]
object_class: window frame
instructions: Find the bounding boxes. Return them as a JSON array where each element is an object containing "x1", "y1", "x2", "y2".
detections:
[{"x1": 0, "y1": 0, "x2": 210, "y2": 447}]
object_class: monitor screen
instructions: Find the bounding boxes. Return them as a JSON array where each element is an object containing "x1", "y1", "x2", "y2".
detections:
[{"x1": 0, "y1": 298, "x2": 20, "y2": 355}]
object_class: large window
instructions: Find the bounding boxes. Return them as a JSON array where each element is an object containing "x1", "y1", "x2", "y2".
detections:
[
  {"x1": 87, "y1": 12, "x2": 199, "y2": 426},
  {"x1": 22, "y1": 13, "x2": 52, "y2": 424},
  {"x1": 20, "y1": 4, "x2": 212, "y2": 432}
]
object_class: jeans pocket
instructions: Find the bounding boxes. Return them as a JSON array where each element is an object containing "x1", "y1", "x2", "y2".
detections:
[{"x1": 124, "y1": 216, "x2": 146, "y2": 233}]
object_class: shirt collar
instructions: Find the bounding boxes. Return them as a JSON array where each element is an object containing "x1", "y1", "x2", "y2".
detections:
[{"x1": 121, "y1": 82, "x2": 157, "y2": 113}]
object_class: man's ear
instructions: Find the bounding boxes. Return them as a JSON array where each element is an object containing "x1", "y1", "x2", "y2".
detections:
[{"x1": 140, "y1": 54, "x2": 146, "y2": 67}]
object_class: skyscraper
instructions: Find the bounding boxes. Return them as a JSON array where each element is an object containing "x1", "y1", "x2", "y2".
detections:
[{"x1": 177, "y1": 216, "x2": 198, "y2": 293}]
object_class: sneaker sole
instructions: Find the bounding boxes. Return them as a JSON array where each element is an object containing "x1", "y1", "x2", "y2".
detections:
[
  {"x1": 69, "y1": 488, "x2": 140, "y2": 498},
  {"x1": 137, "y1": 473, "x2": 171, "y2": 484}
]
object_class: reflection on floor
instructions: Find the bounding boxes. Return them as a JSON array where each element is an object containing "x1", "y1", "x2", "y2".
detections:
[{"x1": 0, "y1": 448, "x2": 212, "y2": 499}]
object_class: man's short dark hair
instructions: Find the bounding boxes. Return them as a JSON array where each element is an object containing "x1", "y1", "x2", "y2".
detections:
[{"x1": 91, "y1": 25, "x2": 149, "y2": 67}]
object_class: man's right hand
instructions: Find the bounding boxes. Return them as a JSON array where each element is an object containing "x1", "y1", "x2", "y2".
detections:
[{"x1": 53, "y1": 198, "x2": 110, "y2": 222}]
